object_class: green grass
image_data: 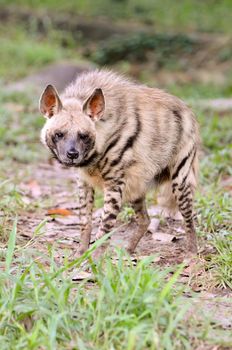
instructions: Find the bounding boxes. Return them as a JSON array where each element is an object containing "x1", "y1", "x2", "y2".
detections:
[
  {"x1": 208, "y1": 234, "x2": 232, "y2": 289},
  {"x1": 196, "y1": 187, "x2": 232, "y2": 289},
  {"x1": 194, "y1": 112, "x2": 232, "y2": 289},
  {"x1": 1, "y1": 233, "x2": 231, "y2": 350},
  {"x1": 3, "y1": 0, "x2": 232, "y2": 34},
  {"x1": 198, "y1": 113, "x2": 232, "y2": 184},
  {"x1": 167, "y1": 82, "x2": 232, "y2": 101},
  {"x1": 0, "y1": 90, "x2": 45, "y2": 163}
]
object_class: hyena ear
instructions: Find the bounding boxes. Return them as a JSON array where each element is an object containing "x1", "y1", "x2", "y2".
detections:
[
  {"x1": 82, "y1": 88, "x2": 105, "y2": 121},
  {"x1": 39, "y1": 84, "x2": 62, "y2": 118}
]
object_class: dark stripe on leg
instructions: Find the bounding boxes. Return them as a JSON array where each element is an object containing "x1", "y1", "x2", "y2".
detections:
[
  {"x1": 172, "y1": 148, "x2": 194, "y2": 180},
  {"x1": 104, "y1": 213, "x2": 117, "y2": 222}
]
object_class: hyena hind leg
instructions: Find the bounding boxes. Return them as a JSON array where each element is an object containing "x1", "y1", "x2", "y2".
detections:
[
  {"x1": 127, "y1": 198, "x2": 150, "y2": 254},
  {"x1": 172, "y1": 158, "x2": 198, "y2": 253}
]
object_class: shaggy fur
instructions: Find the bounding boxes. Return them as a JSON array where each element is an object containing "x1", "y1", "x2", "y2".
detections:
[{"x1": 40, "y1": 69, "x2": 200, "y2": 254}]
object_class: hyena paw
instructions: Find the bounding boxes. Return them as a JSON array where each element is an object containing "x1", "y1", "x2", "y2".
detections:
[
  {"x1": 77, "y1": 247, "x2": 87, "y2": 256},
  {"x1": 70, "y1": 244, "x2": 89, "y2": 259}
]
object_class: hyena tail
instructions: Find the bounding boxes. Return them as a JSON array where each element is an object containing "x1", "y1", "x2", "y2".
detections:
[{"x1": 157, "y1": 148, "x2": 199, "y2": 251}]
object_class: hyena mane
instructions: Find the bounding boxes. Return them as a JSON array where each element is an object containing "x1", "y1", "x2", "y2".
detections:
[{"x1": 40, "y1": 69, "x2": 200, "y2": 254}]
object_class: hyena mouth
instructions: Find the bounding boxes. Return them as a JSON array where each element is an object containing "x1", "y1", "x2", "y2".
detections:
[
  {"x1": 62, "y1": 154, "x2": 94, "y2": 167},
  {"x1": 63, "y1": 162, "x2": 76, "y2": 167}
]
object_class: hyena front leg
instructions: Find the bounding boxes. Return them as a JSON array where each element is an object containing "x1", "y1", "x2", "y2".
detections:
[
  {"x1": 77, "y1": 179, "x2": 94, "y2": 254},
  {"x1": 172, "y1": 149, "x2": 198, "y2": 253},
  {"x1": 127, "y1": 198, "x2": 150, "y2": 254},
  {"x1": 95, "y1": 180, "x2": 124, "y2": 240}
]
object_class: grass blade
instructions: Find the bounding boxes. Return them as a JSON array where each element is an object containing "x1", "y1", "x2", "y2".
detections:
[{"x1": 5, "y1": 219, "x2": 17, "y2": 273}]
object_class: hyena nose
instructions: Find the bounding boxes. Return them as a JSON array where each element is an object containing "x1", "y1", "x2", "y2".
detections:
[{"x1": 67, "y1": 148, "x2": 79, "y2": 159}]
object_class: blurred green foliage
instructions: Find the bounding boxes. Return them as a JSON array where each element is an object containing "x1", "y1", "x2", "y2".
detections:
[
  {"x1": 0, "y1": 26, "x2": 64, "y2": 80},
  {"x1": 87, "y1": 33, "x2": 197, "y2": 65},
  {"x1": 3, "y1": 0, "x2": 232, "y2": 34}
]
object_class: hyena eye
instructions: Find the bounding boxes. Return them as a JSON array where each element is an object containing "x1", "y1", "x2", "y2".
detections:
[
  {"x1": 79, "y1": 133, "x2": 90, "y2": 143},
  {"x1": 54, "y1": 132, "x2": 64, "y2": 141}
]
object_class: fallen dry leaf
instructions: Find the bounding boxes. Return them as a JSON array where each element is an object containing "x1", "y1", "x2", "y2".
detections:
[
  {"x1": 71, "y1": 271, "x2": 95, "y2": 282},
  {"x1": 181, "y1": 258, "x2": 205, "y2": 278},
  {"x1": 47, "y1": 208, "x2": 74, "y2": 216},
  {"x1": 148, "y1": 205, "x2": 183, "y2": 220},
  {"x1": 148, "y1": 218, "x2": 160, "y2": 233},
  {"x1": 152, "y1": 231, "x2": 178, "y2": 243},
  {"x1": 52, "y1": 216, "x2": 80, "y2": 225}
]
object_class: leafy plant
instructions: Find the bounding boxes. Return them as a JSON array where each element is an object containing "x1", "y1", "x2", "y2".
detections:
[{"x1": 87, "y1": 33, "x2": 198, "y2": 65}]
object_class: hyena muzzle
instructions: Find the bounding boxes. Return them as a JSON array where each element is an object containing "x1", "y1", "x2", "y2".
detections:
[{"x1": 40, "y1": 69, "x2": 200, "y2": 255}]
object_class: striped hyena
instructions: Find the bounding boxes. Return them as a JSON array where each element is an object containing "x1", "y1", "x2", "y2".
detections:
[{"x1": 40, "y1": 70, "x2": 200, "y2": 255}]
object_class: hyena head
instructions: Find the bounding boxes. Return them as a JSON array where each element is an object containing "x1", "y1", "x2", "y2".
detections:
[{"x1": 39, "y1": 85, "x2": 105, "y2": 166}]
